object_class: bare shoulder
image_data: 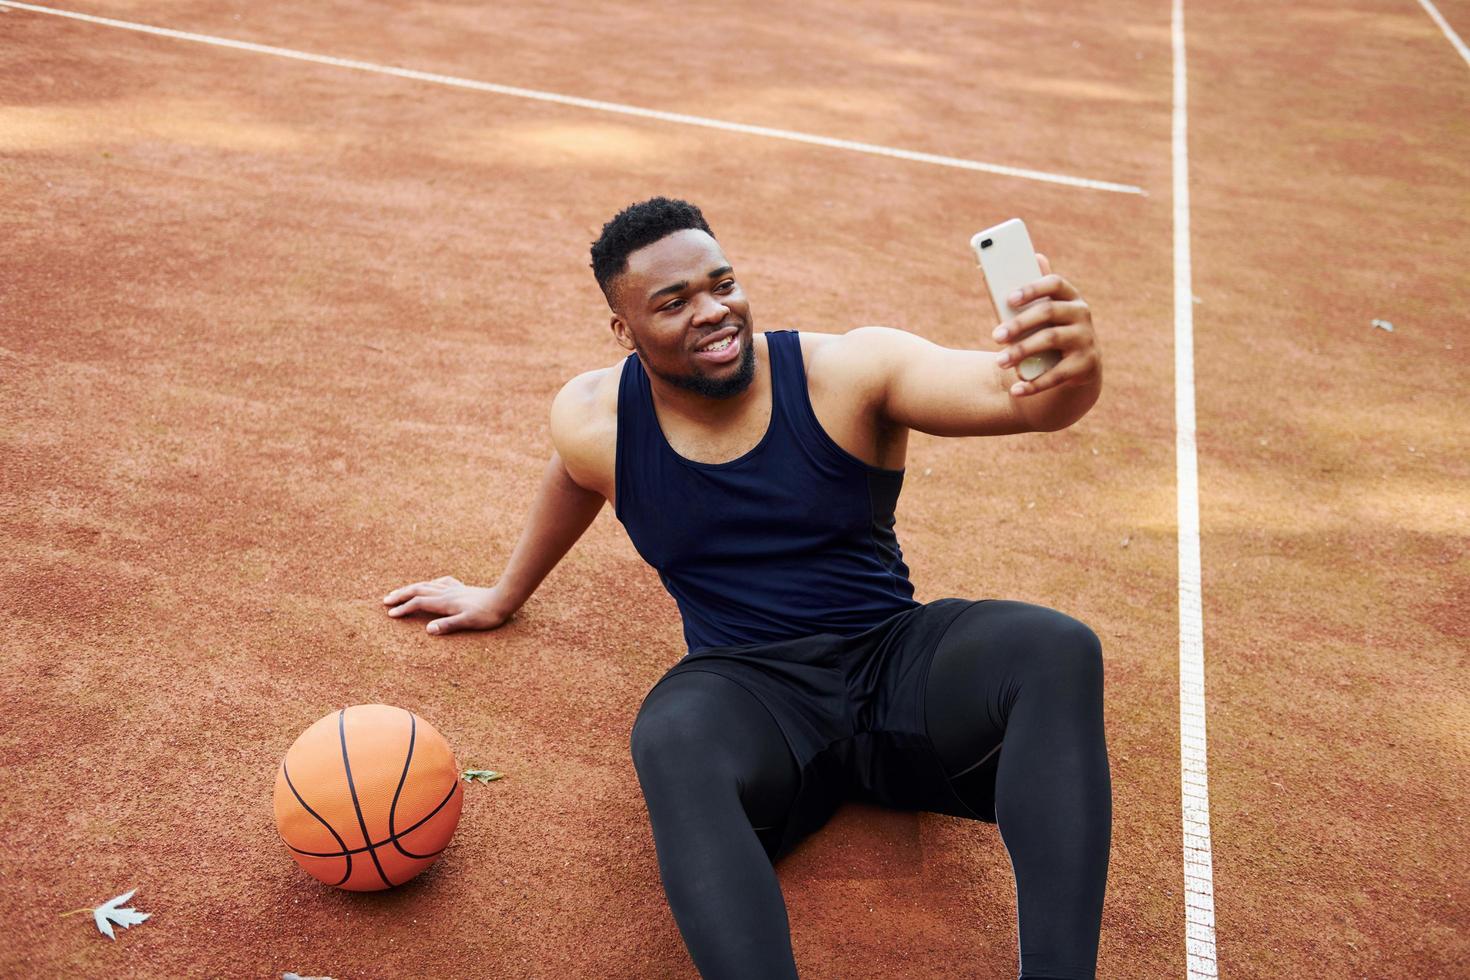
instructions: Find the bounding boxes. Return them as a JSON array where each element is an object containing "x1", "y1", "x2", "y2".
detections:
[
  {"x1": 800, "y1": 326, "x2": 916, "y2": 399},
  {"x1": 550, "y1": 360, "x2": 623, "y2": 494}
]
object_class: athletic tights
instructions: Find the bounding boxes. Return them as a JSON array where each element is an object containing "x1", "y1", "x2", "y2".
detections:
[{"x1": 629, "y1": 601, "x2": 1113, "y2": 980}]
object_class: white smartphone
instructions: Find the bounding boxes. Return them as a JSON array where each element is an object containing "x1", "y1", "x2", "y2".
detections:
[{"x1": 969, "y1": 218, "x2": 1060, "y2": 382}]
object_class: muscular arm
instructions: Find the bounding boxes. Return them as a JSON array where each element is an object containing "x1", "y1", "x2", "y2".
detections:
[
  {"x1": 856, "y1": 329, "x2": 1100, "y2": 436},
  {"x1": 382, "y1": 369, "x2": 615, "y2": 635},
  {"x1": 839, "y1": 264, "x2": 1102, "y2": 437},
  {"x1": 491, "y1": 450, "x2": 605, "y2": 613},
  {"x1": 493, "y1": 369, "x2": 617, "y2": 612},
  {"x1": 841, "y1": 327, "x2": 1028, "y2": 437}
]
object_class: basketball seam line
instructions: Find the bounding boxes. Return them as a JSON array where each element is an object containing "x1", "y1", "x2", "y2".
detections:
[
  {"x1": 282, "y1": 760, "x2": 354, "y2": 887},
  {"x1": 291, "y1": 775, "x2": 461, "y2": 852},
  {"x1": 284, "y1": 780, "x2": 460, "y2": 857},
  {"x1": 339, "y1": 707, "x2": 395, "y2": 889},
  {"x1": 388, "y1": 708, "x2": 436, "y2": 861}
]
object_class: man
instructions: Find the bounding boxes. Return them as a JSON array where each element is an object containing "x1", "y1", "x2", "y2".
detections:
[{"x1": 383, "y1": 197, "x2": 1111, "y2": 980}]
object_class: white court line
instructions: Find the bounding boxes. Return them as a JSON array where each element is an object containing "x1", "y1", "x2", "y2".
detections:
[
  {"x1": 1415, "y1": 0, "x2": 1470, "y2": 67},
  {"x1": 1171, "y1": 2, "x2": 1220, "y2": 979},
  {"x1": 0, "y1": 1, "x2": 1146, "y2": 196}
]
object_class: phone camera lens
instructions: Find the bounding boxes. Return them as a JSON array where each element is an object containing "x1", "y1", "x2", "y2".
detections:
[{"x1": 980, "y1": 238, "x2": 993, "y2": 249}]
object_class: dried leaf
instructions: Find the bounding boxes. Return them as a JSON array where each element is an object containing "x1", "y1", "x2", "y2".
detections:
[
  {"x1": 461, "y1": 769, "x2": 504, "y2": 784},
  {"x1": 90, "y1": 889, "x2": 150, "y2": 940}
]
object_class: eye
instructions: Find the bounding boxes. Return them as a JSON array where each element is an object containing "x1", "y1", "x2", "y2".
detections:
[
  {"x1": 716, "y1": 279, "x2": 736, "y2": 292},
  {"x1": 660, "y1": 298, "x2": 685, "y2": 312}
]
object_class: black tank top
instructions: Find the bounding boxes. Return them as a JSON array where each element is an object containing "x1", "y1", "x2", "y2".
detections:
[{"x1": 614, "y1": 330, "x2": 918, "y2": 652}]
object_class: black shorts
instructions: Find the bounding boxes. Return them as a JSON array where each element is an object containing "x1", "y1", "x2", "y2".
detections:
[{"x1": 637, "y1": 597, "x2": 992, "y2": 862}]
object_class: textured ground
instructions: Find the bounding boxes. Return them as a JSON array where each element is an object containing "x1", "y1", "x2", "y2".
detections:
[{"x1": 2, "y1": 0, "x2": 1466, "y2": 976}]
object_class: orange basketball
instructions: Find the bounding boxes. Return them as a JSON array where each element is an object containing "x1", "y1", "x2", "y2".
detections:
[{"x1": 274, "y1": 704, "x2": 464, "y2": 891}]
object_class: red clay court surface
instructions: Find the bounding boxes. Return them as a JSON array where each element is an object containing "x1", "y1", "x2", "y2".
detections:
[{"x1": 2, "y1": 1, "x2": 1466, "y2": 977}]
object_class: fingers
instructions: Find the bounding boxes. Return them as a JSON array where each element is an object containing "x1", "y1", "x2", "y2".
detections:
[
  {"x1": 387, "y1": 595, "x2": 436, "y2": 617},
  {"x1": 1008, "y1": 349, "x2": 1095, "y2": 397},
  {"x1": 427, "y1": 614, "x2": 468, "y2": 635},
  {"x1": 992, "y1": 298, "x2": 1088, "y2": 344},
  {"x1": 1004, "y1": 271, "x2": 1078, "y2": 316},
  {"x1": 1036, "y1": 252, "x2": 1052, "y2": 276},
  {"x1": 382, "y1": 576, "x2": 461, "y2": 606},
  {"x1": 1002, "y1": 325, "x2": 1102, "y2": 397},
  {"x1": 996, "y1": 325, "x2": 1080, "y2": 370},
  {"x1": 384, "y1": 595, "x2": 465, "y2": 634},
  {"x1": 382, "y1": 582, "x2": 426, "y2": 606},
  {"x1": 989, "y1": 281, "x2": 1100, "y2": 396}
]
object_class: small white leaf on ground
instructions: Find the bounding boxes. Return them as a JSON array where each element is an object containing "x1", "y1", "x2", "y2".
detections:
[
  {"x1": 61, "y1": 889, "x2": 151, "y2": 940},
  {"x1": 1371, "y1": 319, "x2": 1394, "y2": 332},
  {"x1": 283, "y1": 973, "x2": 338, "y2": 979},
  {"x1": 461, "y1": 769, "x2": 504, "y2": 784}
]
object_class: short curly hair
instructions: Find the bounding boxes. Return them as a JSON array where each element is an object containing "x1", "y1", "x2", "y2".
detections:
[{"x1": 590, "y1": 197, "x2": 714, "y2": 306}]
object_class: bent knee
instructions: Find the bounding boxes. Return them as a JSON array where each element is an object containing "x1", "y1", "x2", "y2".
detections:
[
  {"x1": 1025, "y1": 611, "x2": 1104, "y2": 689},
  {"x1": 629, "y1": 678, "x2": 741, "y2": 774},
  {"x1": 629, "y1": 702, "x2": 697, "y2": 774}
]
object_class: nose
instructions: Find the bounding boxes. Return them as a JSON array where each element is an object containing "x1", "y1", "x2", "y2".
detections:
[{"x1": 690, "y1": 290, "x2": 730, "y2": 327}]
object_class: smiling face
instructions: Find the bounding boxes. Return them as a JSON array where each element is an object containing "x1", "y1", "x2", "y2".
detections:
[{"x1": 609, "y1": 228, "x2": 756, "y2": 400}]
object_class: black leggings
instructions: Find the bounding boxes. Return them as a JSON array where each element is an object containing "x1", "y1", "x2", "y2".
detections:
[{"x1": 629, "y1": 601, "x2": 1112, "y2": 980}]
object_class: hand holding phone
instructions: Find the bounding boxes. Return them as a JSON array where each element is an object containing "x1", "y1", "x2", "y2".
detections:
[{"x1": 969, "y1": 218, "x2": 1062, "y2": 383}]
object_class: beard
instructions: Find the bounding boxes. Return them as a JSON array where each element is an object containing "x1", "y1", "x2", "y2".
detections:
[{"x1": 641, "y1": 326, "x2": 757, "y2": 400}]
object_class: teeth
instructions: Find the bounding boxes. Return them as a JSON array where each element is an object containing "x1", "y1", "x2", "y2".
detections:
[{"x1": 702, "y1": 336, "x2": 733, "y2": 352}]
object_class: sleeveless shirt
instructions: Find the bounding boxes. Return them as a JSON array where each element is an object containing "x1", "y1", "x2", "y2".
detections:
[{"x1": 614, "y1": 329, "x2": 919, "y2": 652}]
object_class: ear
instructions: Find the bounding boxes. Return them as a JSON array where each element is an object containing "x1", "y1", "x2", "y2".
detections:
[{"x1": 610, "y1": 313, "x2": 636, "y2": 352}]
